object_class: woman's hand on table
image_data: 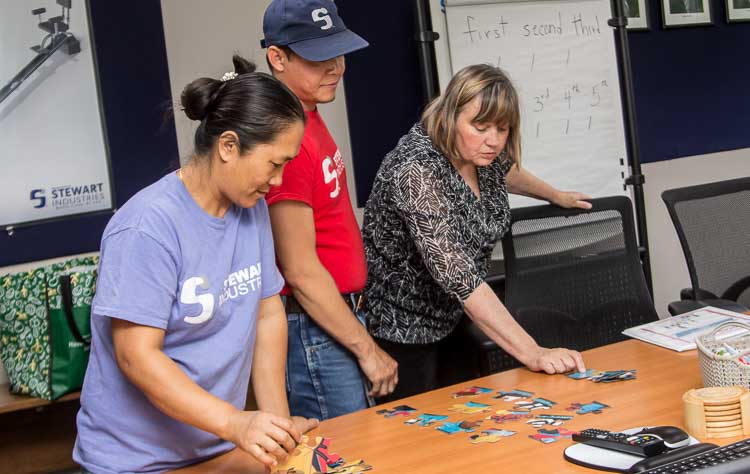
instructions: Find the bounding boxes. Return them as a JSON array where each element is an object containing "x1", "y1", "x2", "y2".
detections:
[
  {"x1": 224, "y1": 410, "x2": 301, "y2": 469},
  {"x1": 551, "y1": 191, "x2": 592, "y2": 210},
  {"x1": 524, "y1": 346, "x2": 586, "y2": 375}
]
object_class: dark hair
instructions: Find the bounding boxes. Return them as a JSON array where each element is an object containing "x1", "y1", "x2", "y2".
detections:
[{"x1": 180, "y1": 55, "x2": 305, "y2": 157}]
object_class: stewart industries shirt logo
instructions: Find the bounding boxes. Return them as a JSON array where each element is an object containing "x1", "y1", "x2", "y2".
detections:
[{"x1": 180, "y1": 262, "x2": 264, "y2": 325}]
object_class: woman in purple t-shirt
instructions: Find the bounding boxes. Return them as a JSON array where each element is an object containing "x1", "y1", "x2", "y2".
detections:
[{"x1": 74, "y1": 56, "x2": 317, "y2": 474}]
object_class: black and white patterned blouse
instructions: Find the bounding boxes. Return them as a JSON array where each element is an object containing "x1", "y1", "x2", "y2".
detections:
[{"x1": 363, "y1": 124, "x2": 514, "y2": 344}]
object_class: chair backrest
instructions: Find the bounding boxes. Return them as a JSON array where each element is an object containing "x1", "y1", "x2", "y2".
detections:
[
  {"x1": 662, "y1": 177, "x2": 750, "y2": 308},
  {"x1": 501, "y1": 196, "x2": 657, "y2": 352}
]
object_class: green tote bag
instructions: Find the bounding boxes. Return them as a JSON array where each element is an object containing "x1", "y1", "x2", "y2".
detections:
[{"x1": 0, "y1": 256, "x2": 98, "y2": 400}]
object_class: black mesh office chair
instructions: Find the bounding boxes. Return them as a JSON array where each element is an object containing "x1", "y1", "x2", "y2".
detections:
[
  {"x1": 467, "y1": 196, "x2": 659, "y2": 375},
  {"x1": 661, "y1": 177, "x2": 750, "y2": 316}
]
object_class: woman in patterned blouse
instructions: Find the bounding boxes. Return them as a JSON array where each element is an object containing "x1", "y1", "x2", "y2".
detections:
[{"x1": 362, "y1": 64, "x2": 592, "y2": 400}]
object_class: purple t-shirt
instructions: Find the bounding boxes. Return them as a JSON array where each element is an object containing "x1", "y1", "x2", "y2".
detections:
[{"x1": 74, "y1": 172, "x2": 284, "y2": 473}]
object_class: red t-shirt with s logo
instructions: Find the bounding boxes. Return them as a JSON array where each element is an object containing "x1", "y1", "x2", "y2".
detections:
[{"x1": 266, "y1": 109, "x2": 367, "y2": 295}]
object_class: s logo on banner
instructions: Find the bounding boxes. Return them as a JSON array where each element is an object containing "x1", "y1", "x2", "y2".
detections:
[
  {"x1": 181, "y1": 276, "x2": 215, "y2": 324},
  {"x1": 312, "y1": 8, "x2": 333, "y2": 30},
  {"x1": 30, "y1": 189, "x2": 46, "y2": 208}
]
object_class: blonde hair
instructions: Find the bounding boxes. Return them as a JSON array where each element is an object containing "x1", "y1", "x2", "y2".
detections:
[{"x1": 421, "y1": 64, "x2": 521, "y2": 166}]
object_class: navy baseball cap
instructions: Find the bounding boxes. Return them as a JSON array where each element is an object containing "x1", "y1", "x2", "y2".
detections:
[{"x1": 261, "y1": 0, "x2": 369, "y2": 62}]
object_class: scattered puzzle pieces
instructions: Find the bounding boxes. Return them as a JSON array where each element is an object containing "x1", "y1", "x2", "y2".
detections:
[
  {"x1": 376, "y1": 405, "x2": 416, "y2": 418},
  {"x1": 274, "y1": 437, "x2": 315, "y2": 474},
  {"x1": 568, "y1": 369, "x2": 599, "y2": 380},
  {"x1": 568, "y1": 369, "x2": 636, "y2": 383},
  {"x1": 515, "y1": 397, "x2": 556, "y2": 411},
  {"x1": 591, "y1": 370, "x2": 636, "y2": 383},
  {"x1": 312, "y1": 437, "x2": 343, "y2": 472},
  {"x1": 327, "y1": 460, "x2": 373, "y2": 474},
  {"x1": 437, "y1": 419, "x2": 483, "y2": 434},
  {"x1": 469, "y1": 429, "x2": 517, "y2": 444},
  {"x1": 452, "y1": 386, "x2": 493, "y2": 398},
  {"x1": 404, "y1": 413, "x2": 448, "y2": 427},
  {"x1": 528, "y1": 428, "x2": 575, "y2": 444},
  {"x1": 493, "y1": 389, "x2": 534, "y2": 401},
  {"x1": 448, "y1": 401, "x2": 492, "y2": 414},
  {"x1": 526, "y1": 417, "x2": 566, "y2": 428},
  {"x1": 273, "y1": 436, "x2": 372, "y2": 474},
  {"x1": 566, "y1": 401, "x2": 610, "y2": 415},
  {"x1": 486, "y1": 409, "x2": 534, "y2": 424}
]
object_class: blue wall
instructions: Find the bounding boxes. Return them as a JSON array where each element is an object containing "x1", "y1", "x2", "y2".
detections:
[
  {"x1": 0, "y1": 0, "x2": 178, "y2": 267},
  {"x1": 630, "y1": 1, "x2": 750, "y2": 163},
  {"x1": 339, "y1": 1, "x2": 427, "y2": 207}
]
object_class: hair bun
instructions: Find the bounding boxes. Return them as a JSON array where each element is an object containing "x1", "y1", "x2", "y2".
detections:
[
  {"x1": 232, "y1": 54, "x2": 257, "y2": 75},
  {"x1": 180, "y1": 77, "x2": 222, "y2": 121},
  {"x1": 180, "y1": 55, "x2": 257, "y2": 121}
]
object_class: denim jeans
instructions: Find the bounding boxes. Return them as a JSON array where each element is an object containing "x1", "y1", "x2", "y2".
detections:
[{"x1": 285, "y1": 297, "x2": 373, "y2": 420}]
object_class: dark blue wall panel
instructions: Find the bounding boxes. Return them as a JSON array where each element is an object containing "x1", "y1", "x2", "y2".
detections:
[
  {"x1": 630, "y1": 1, "x2": 750, "y2": 163},
  {"x1": 339, "y1": 0, "x2": 426, "y2": 207},
  {"x1": 0, "y1": 0, "x2": 178, "y2": 267}
]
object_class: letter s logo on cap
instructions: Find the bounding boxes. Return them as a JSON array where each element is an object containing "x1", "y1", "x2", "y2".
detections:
[{"x1": 312, "y1": 8, "x2": 333, "y2": 30}]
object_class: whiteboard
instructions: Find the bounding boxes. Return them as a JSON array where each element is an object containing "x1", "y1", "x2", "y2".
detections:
[
  {"x1": 430, "y1": 0, "x2": 628, "y2": 208},
  {"x1": 0, "y1": 0, "x2": 113, "y2": 228}
]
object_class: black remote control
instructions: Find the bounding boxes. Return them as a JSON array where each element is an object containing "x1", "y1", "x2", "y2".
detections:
[{"x1": 572, "y1": 428, "x2": 667, "y2": 457}]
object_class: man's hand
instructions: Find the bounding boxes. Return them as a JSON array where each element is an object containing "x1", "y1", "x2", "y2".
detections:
[
  {"x1": 357, "y1": 343, "x2": 398, "y2": 398},
  {"x1": 523, "y1": 346, "x2": 586, "y2": 374},
  {"x1": 224, "y1": 410, "x2": 301, "y2": 469}
]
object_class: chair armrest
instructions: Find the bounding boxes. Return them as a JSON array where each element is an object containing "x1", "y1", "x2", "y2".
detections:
[
  {"x1": 680, "y1": 288, "x2": 719, "y2": 301},
  {"x1": 699, "y1": 299, "x2": 750, "y2": 314},
  {"x1": 668, "y1": 299, "x2": 750, "y2": 316},
  {"x1": 668, "y1": 299, "x2": 706, "y2": 316},
  {"x1": 723, "y1": 276, "x2": 750, "y2": 302}
]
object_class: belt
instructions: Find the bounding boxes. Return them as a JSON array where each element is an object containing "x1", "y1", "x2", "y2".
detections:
[{"x1": 285, "y1": 292, "x2": 364, "y2": 314}]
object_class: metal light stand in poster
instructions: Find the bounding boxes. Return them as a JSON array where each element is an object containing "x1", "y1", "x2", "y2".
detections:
[{"x1": 0, "y1": 0, "x2": 113, "y2": 231}]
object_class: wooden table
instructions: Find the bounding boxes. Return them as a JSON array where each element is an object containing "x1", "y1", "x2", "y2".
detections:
[
  {"x1": 177, "y1": 338, "x2": 747, "y2": 473},
  {"x1": 306, "y1": 339, "x2": 743, "y2": 474}
]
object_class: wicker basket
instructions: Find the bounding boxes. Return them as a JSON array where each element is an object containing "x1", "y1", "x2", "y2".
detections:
[{"x1": 696, "y1": 322, "x2": 750, "y2": 388}]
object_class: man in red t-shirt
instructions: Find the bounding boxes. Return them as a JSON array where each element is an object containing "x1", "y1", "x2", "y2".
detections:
[{"x1": 261, "y1": 0, "x2": 397, "y2": 420}]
